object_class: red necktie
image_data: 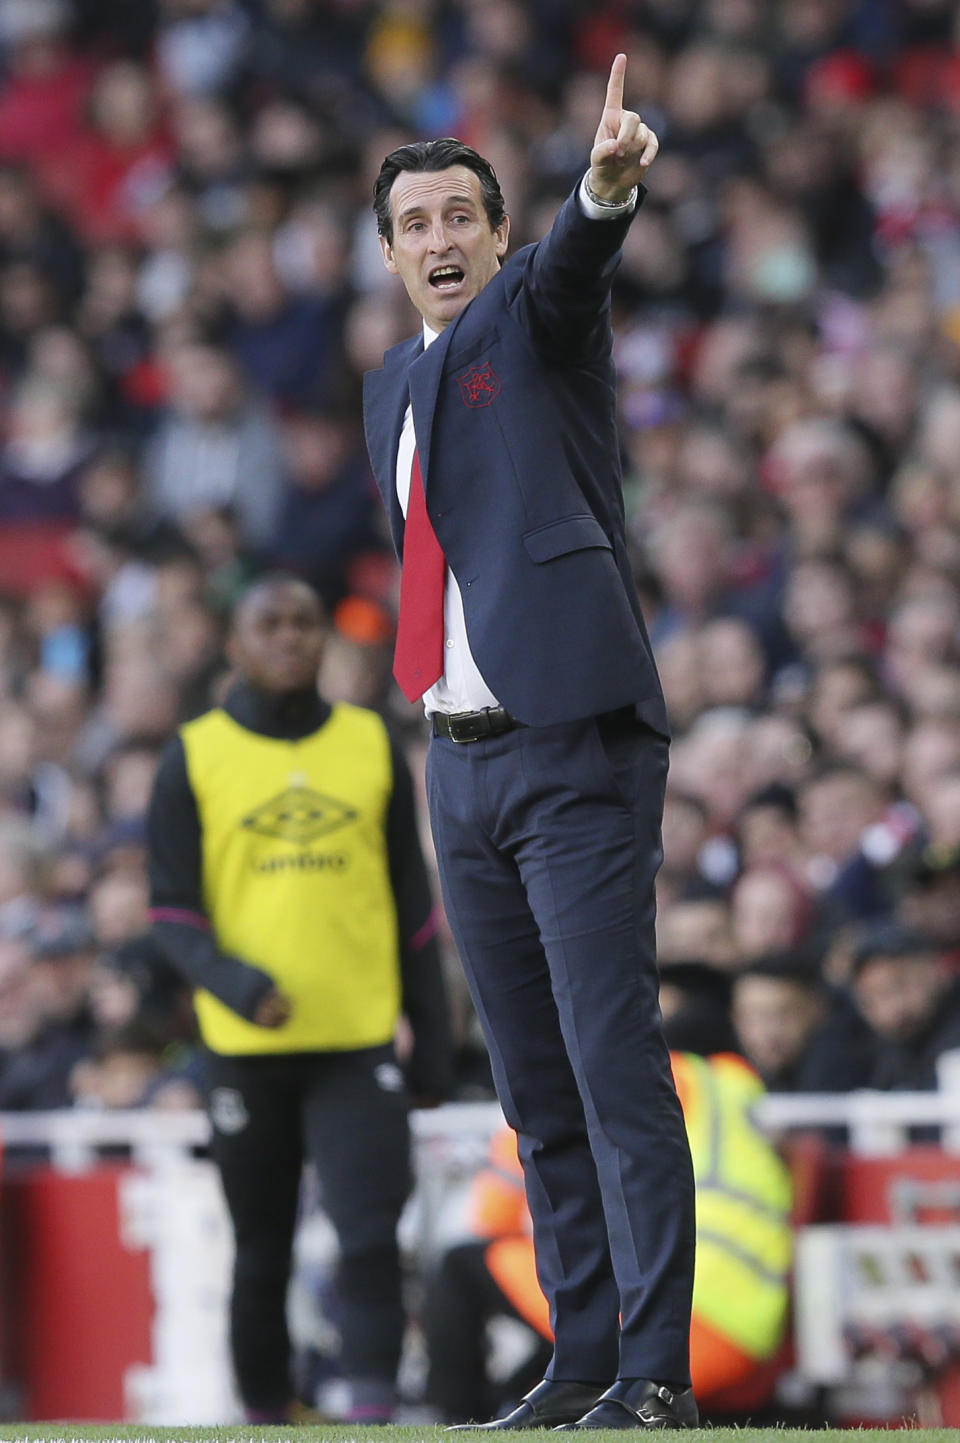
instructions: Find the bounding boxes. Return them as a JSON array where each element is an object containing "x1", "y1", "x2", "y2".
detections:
[{"x1": 393, "y1": 450, "x2": 446, "y2": 702}]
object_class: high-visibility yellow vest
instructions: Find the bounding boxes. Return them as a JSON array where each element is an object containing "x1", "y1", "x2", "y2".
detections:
[
  {"x1": 673, "y1": 1052, "x2": 793, "y2": 1360},
  {"x1": 180, "y1": 702, "x2": 401, "y2": 1055},
  {"x1": 473, "y1": 1054, "x2": 792, "y2": 1359}
]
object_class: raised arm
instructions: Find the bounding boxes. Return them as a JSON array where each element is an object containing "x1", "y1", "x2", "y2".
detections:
[
  {"x1": 516, "y1": 54, "x2": 659, "y2": 358},
  {"x1": 587, "y1": 52, "x2": 659, "y2": 204}
]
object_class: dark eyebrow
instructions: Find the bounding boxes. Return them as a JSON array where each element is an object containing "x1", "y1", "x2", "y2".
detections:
[{"x1": 398, "y1": 192, "x2": 479, "y2": 226}]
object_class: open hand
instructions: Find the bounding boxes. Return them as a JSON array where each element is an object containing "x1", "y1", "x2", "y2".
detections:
[{"x1": 589, "y1": 53, "x2": 659, "y2": 203}]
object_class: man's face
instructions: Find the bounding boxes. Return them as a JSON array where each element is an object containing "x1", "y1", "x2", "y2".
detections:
[
  {"x1": 854, "y1": 952, "x2": 948, "y2": 1043},
  {"x1": 228, "y1": 582, "x2": 326, "y2": 695},
  {"x1": 901, "y1": 875, "x2": 960, "y2": 946},
  {"x1": 31, "y1": 951, "x2": 96, "y2": 1023},
  {"x1": 800, "y1": 772, "x2": 881, "y2": 863},
  {"x1": 380, "y1": 165, "x2": 509, "y2": 333},
  {"x1": 656, "y1": 898, "x2": 737, "y2": 969},
  {"x1": 732, "y1": 975, "x2": 823, "y2": 1077}
]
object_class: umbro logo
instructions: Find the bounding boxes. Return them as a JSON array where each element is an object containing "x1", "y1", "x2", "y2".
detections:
[{"x1": 241, "y1": 786, "x2": 357, "y2": 844}]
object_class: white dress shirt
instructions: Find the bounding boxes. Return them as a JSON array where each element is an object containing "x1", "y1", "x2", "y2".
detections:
[
  {"x1": 396, "y1": 321, "x2": 500, "y2": 717},
  {"x1": 395, "y1": 175, "x2": 636, "y2": 717}
]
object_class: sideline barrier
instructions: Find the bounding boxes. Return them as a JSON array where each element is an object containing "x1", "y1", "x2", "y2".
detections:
[
  {"x1": 0, "y1": 1102, "x2": 503, "y2": 1424},
  {"x1": 3, "y1": 1085, "x2": 960, "y2": 1424}
]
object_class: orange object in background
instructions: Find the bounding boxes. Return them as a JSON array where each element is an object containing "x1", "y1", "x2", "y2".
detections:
[{"x1": 473, "y1": 1094, "x2": 788, "y2": 1413}]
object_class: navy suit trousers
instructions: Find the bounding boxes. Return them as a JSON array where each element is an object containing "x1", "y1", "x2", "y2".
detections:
[{"x1": 426, "y1": 712, "x2": 695, "y2": 1384}]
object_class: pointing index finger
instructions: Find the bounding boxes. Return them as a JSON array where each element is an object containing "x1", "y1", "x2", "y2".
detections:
[{"x1": 605, "y1": 52, "x2": 626, "y2": 113}]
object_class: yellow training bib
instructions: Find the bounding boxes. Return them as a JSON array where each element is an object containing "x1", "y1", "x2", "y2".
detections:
[{"x1": 180, "y1": 703, "x2": 401, "y2": 1055}]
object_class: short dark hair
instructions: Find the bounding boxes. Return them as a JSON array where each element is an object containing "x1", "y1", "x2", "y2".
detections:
[
  {"x1": 850, "y1": 921, "x2": 936, "y2": 979},
  {"x1": 232, "y1": 571, "x2": 324, "y2": 628},
  {"x1": 737, "y1": 947, "x2": 826, "y2": 990},
  {"x1": 743, "y1": 781, "x2": 799, "y2": 819},
  {"x1": 373, "y1": 138, "x2": 506, "y2": 244},
  {"x1": 95, "y1": 1019, "x2": 168, "y2": 1064}
]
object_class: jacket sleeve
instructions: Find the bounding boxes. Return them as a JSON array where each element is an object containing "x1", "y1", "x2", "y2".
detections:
[
  {"x1": 510, "y1": 182, "x2": 643, "y2": 363},
  {"x1": 386, "y1": 736, "x2": 455, "y2": 1102},
  {"x1": 147, "y1": 735, "x2": 276, "y2": 1022}
]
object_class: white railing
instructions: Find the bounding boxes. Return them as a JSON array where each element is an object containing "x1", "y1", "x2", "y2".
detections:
[
  {"x1": 755, "y1": 1091, "x2": 960, "y2": 1156},
  {"x1": 3, "y1": 1091, "x2": 960, "y2": 1167},
  {"x1": 0, "y1": 1099, "x2": 504, "y2": 1170},
  {"x1": 755, "y1": 1049, "x2": 960, "y2": 1154},
  {"x1": 6, "y1": 1086, "x2": 960, "y2": 1423},
  {"x1": 4, "y1": 1050, "x2": 960, "y2": 1167}
]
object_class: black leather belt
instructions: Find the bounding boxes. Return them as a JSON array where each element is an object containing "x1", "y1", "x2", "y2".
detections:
[{"x1": 432, "y1": 706, "x2": 524, "y2": 743}]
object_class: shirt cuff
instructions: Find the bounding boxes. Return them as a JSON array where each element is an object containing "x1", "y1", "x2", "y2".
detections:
[{"x1": 577, "y1": 173, "x2": 639, "y2": 220}]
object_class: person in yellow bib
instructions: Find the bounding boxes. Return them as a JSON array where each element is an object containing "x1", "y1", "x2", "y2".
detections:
[
  {"x1": 147, "y1": 574, "x2": 453, "y2": 1424},
  {"x1": 425, "y1": 1052, "x2": 792, "y2": 1424}
]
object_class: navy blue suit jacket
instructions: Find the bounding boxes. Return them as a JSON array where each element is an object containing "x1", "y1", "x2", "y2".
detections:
[{"x1": 363, "y1": 185, "x2": 668, "y2": 733}]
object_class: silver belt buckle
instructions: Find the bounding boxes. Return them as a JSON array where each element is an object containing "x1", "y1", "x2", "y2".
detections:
[{"x1": 449, "y1": 710, "x2": 488, "y2": 743}]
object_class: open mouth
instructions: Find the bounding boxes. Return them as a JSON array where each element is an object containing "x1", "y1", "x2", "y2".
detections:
[{"x1": 429, "y1": 265, "x2": 465, "y2": 290}]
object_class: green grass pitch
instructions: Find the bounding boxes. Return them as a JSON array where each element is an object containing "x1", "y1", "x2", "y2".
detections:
[{"x1": 0, "y1": 1428, "x2": 959, "y2": 1442}]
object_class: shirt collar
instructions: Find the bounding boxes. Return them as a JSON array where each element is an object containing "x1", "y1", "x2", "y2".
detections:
[{"x1": 423, "y1": 321, "x2": 440, "y2": 349}]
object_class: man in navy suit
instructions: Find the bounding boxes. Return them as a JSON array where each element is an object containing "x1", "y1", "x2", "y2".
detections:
[{"x1": 363, "y1": 56, "x2": 697, "y2": 1431}]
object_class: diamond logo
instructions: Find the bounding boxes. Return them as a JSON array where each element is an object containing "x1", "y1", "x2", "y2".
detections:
[{"x1": 241, "y1": 786, "x2": 357, "y2": 844}]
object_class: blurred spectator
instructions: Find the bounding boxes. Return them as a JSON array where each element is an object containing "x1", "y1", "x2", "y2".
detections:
[
  {"x1": 272, "y1": 408, "x2": 383, "y2": 607},
  {"x1": 649, "y1": 501, "x2": 734, "y2": 642},
  {"x1": 170, "y1": 95, "x2": 249, "y2": 233},
  {"x1": 797, "y1": 761, "x2": 895, "y2": 916},
  {"x1": 805, "y1": 654, "x2": 882, "y2": 752},
  {"x1": 144, "y1": 339, "x2": 285, "y2": 548},
  {"x1": 660, "y1": 789, "x2": 711, "y2": 903},
  {"x1": 90, "y1": 931, "x2": 192, "y2": 1040},
  {"x1": 658, "y1": 960, "x2": 737, "y2": 1057},
  {"x1": 900, "y1": 717, "x2": 960, "y2": 814},
  {"x1": 0, "y1": 376, "x2": 96, "y2": 522},
  {"x1": 0, "y1": 932, "x2": 39, "y2": 1063},
  {"x1": 0, "y1": 163, "x2": 83, "y2": 308},
  {"x1": 766, "y1": 417, "x2": 876, "y2": 556},
  {"x1": 672, "y1": 706, "x2": 754, "y2": 837},
  {"x1": 892, "y1": 842, "x2": 960, "y2": 960},
  {"x1": 657, "y1": 881, "x2": 737, "y2": 970},
  {"x1": 736, "y1": 784, "x2": 803, "y2": 871},
  {"x1": 730, "y1": 863, "x2": 815, "y2": 960},
  {"x1": 0, "y1": 818, "x2": 43, "y2": 935},
  {"x1": 696, "y1": 616, "x2": 767, "y2": 711},
  {"x1": 0, "y1": 904, "x2": 97, "y2": 1109},
  {"x1": 318, "y1": 595, "x2": 396, "y2": 710},
  {"x1": 155, "y1": 0, "x2": 249, "y2": 100},
  {"x1": 731, "y1": 951, "x2": 875, "y2": 1092},
  {"x1": 782, "y1": 555, "x2": 864, "y2": 662},
  {"x1": 0, "y1": 0, "x2": 93, "y2": 173},
  {"x1": 41, "y1": 60, "x2": 173, "y2": 245},
  {"x1": 223, "y1": 229, "x2": 347, "y2": 407},
  {"x1": 833, "y1": 698, "x2": 906, "y2": 790},
  {"x1": 850, "y1": 922, "x2": 960, "y2": 1090},
  {"x1": 71, "y1": 1017, "x2": 198, "y2": 1109}
]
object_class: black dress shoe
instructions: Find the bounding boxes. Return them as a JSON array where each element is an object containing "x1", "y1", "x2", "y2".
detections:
[
  {"x1": 554, "y1": 1378, "x2": 699, "y2": 1430},
  {"x1": 445, "y1": 1379, "x2": 609, "y2": 1430}
]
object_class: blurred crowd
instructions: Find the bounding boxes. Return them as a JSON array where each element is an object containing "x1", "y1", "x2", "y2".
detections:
[{"x1": 1, "y1": 0, "x2": 960, "y2": 1113}]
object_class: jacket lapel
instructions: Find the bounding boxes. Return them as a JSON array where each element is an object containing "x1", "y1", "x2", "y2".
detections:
[
  {"x1": 363, "y1": 335, "x2": 422, "y2": 549},
  {"x1": 406, "y1": 314, "x2": 463, "y2": 492},
  {"x1": 363, "y1": 311, "x2": 469, "y2": 551}
]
